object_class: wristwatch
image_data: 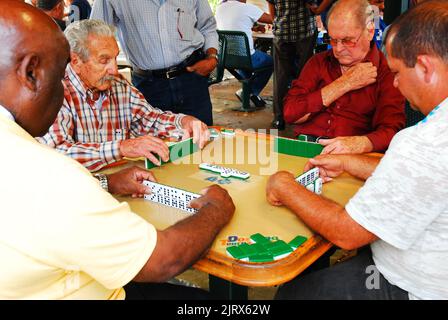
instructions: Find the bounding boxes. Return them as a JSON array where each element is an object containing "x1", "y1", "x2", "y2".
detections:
[
  {"x1": 94, "y1": 173, "x2": 109, "y2": 192},
  {"x1": 207, "y1": 53, "x2": 219, "y2": 62}
]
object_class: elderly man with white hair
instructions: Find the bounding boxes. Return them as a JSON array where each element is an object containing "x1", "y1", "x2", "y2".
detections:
[{"x1": 38, "y1": 19, "x2": 210, "y2": 172}]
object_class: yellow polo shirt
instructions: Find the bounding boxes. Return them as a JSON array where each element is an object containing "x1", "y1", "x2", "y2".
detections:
[{"x1": 0, "y1": 114, "x2": 157, "y2": 299}]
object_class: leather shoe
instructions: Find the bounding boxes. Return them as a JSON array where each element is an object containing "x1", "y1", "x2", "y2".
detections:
[
  {"x1": 271, "y1": 118, "x2": 285, "y2": 130},
  {"x1": 235, "y1": 89, "x2": 243, "y2": 102},
  {"x1": 250, "y1": 95, "x2": 266, "y2": 109}
]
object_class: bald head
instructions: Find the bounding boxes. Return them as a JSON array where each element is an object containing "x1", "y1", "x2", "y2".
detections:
[
  {"x1": 327, "y1": 0, "x2": 374, "y2": 30},
  {"x1": 0, "y1": 0, "x2": 70, "y2": 136}
]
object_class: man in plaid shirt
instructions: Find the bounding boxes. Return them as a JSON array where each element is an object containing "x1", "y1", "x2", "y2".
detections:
[
  {"x1": 38, "y1": 20, "x2": 210, "y2": 172},
  {"x1": 267, "y1": 0, "x2": 317, "y2": 130}
]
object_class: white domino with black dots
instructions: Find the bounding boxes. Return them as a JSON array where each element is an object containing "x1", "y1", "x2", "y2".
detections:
[
  {"x1": 295, "y1": 167, "x2": 322, "y2": 195},
  {"x1": 199, "y1": 163, "x2": 250, "y2": 180},
  {"x1": 143, "y1": 180, "x2": 200, "y2": 214}
]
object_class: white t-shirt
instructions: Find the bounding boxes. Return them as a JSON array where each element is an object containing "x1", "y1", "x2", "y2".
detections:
[
  {"x1": 346, "y1": 98, "x2": 448, "y2": 300},
  {"x1": 0, "y1": 113, "x2": 157, "y2": 299},
  {"x1": 215, "y1": 1, "x2": 264, "y2": 55}
]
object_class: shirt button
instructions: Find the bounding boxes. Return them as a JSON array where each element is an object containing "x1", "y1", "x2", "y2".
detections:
[{"x1": 328, "y1": 120, "x2": 331, "y2": 125}]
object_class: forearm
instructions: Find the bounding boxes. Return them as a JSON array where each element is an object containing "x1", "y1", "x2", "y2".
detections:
[
  {"x1": 268, "y1": 3, "x2": 275, "y2": 18},
  {"x1": 321, "y1": 77, "x2": 351, "y2": 107},
  {"x1": 279, "y1": 184, "x2": 377, "y2": 250},
  {"x1": 134, "y1": 203, "x2": 228, "y2": 282},
  {"x1": 340, "y1": 154, "x2": 381, "y2": 180},
  {"x1": 58, "y1": 140, "x2": 121, "y2": 172}
]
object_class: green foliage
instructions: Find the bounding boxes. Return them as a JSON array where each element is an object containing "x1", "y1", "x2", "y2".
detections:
[{"x1": 208, "y1": 0, "x2": 220, "y2": 13}]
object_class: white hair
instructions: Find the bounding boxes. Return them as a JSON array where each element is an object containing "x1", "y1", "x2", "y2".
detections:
[{"x1": 64, "y1": 19, "x2": 116, "y2": 61}]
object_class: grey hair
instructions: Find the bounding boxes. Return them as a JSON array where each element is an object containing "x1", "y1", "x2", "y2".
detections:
[
  {"x1": 64, "y1": 19, "x2": 116, "y2": 61},
  {"x1": 327, "y1": 0, "x2": 375, "y2": 30}
]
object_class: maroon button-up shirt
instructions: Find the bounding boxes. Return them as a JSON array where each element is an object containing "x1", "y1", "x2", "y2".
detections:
[{"x1": 283, "y1": 45, "x2": 405, "y2": 152}]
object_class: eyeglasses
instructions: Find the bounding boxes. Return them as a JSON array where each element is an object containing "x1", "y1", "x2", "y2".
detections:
[{"x1": 328, "y1": 31, "x2": 363, "y2": 48}]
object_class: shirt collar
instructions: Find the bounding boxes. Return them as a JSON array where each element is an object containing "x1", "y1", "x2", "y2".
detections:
[
  {"x1": 66, "y1": 63, "x2": 112, "y2": 102},
  {"x1": 327, "y1": 42, "x2": 381, "y2": 69},
  {"x1": 0, "y1": 104, "x2": 15, "y2": 122}
]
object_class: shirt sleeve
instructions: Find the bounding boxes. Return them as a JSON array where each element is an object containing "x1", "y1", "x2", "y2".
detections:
[
  {"x1": 346, "y1": 131, "x2": 448, "y2": 250},
  {"x1": 283, "y1": 56, "x2": 326, "y2": 123},
  {"x1": 196, "y1": 0, "x2": 219, "y2": 51},
  {"x1": 246, "y1": 3, "x2": 264, "y2": 23},
  {"x1": 36, "y1": 98, "x2": 121, "y2": 173},
  {"x1": 36, "y1": 161, "x2": 157, "y2": 289},
  {"x1": 128, "y1": 85, "x2": 185, "y2": 138},
  {"x1": 90, "y1": 0, "x2": 118, "y2": 24},
  {"x1": 365, "y1": 67, "x2": 406, "y2": 152}
]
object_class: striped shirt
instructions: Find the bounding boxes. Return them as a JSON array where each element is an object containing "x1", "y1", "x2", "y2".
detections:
[
  {"x1": 37, "y1": 64, "x2": 184, "y2": 172},
  {"x1": 267, "y1": 0, "x2": 317, "y2": 41},
  {"x1": 90, "y1": 0, "x2": 219, "y2": 70}
]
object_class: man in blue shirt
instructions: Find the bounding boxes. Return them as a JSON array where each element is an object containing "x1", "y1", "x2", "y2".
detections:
[{"x1": 91, "y1": 0, "x2": 219, "y2": 126}]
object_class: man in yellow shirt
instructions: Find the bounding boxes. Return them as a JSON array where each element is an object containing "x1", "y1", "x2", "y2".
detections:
[{"x1": 0, "y1": 0, "x2": 235, "y2": 299}]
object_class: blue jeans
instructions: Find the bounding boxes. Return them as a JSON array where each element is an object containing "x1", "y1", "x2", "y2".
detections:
[
  {"x1": 132, "y1": 71, "x2": 213, "y2": 125},
  {"x1": 237, "y1": 50, "x2": 273, "y2": 96}
]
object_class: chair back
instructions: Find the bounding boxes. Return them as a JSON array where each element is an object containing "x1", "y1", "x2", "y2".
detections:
[{"x1": 217, "y1": 30, "x2": 253, "y2": 71}]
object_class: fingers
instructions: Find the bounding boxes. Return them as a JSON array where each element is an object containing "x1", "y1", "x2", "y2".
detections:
[
  {"x1": 134, "y1": 167, "x2": 157, "y2": 183},
  {"x1": 321, "y1": 143, "x2": 338, "y2": 154},
  {"x1": 144, "y1": 152, "x2": 162, "y2": 166},
  {"x1": 318, "y1": 138, "x2": 333, "y2": 146},
  {"x1": 303, "y1": 158, "x2": 317, "y2": 172}
]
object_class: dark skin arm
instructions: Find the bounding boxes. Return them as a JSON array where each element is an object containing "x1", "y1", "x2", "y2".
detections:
[
  {"x1": 133, "y1": 185, "x2": 235, "y2": 282},
  {"x1": 266, "y1": 154, "x2": 381, "y2": 250},
  {"x1": 106, "y1": 166, "x2": 156, "y2": 198},
  {"x1": 186, "y1": 47, "x2": 218, "y2": 77},
  {"x1": 268, "y1": 2, "x2": 275, "y2": 18}
]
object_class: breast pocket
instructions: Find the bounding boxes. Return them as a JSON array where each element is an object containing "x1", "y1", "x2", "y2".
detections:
[{"x1": 176, "y1": 8, "x2": 196, "y2": 41}]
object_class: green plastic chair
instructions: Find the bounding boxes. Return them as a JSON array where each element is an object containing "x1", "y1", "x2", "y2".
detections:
[
  {"x1": 208, "y1": 33, "x2": 226, "y2": 86},
  {"x1": 217, "y1": 30, "x2": 273, "y2": 111}
]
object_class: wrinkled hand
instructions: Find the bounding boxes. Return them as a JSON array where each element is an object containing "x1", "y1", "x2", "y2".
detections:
[
  {"x1": 186, "y1": 58, "x2": 217, "y2": 77},
  {"x1": 304, "y1": 155, "x2": 346, "y2": 183},
  {"x1": 342, "y1": 62, "x2": 377, "y2": 92},
  {"x1": 266, "y1": 171, "x2": 296, "y2": 207},
  {"x1": 119, "y1": 136, "x2": 169, "y2": 166},
  {"x1": 107, "y1": 166, "x2": 157, "y2": 198},
  {"x1": 180, "y1": 116, "x2": 210, "y2": 148},
  {"x1": 319, "y1": 136, "x2": 373, "y2": 155},
  {"x1": 190, "y1": 185, "x2": 235, "y2": 225}
]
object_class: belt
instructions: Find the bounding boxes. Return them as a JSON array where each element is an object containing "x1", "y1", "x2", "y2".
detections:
[{"x1": 133, "y1": 49, "x2": 206, "y2": 80}]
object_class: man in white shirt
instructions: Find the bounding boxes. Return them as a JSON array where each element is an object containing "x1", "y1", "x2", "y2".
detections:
[
  {"x1": 215, "y1": 0, "x2": 273, "y2": 108},
  {"x1": 0, "y1": 0, "x2": 235, "y2": 299},
  {"x1": 267, "y1": 0, "x2": 448, "y2": 300}
]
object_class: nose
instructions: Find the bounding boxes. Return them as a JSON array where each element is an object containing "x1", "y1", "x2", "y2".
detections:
[{"x1": 108, "y1": 59, "x2": 119, "y2": 76}]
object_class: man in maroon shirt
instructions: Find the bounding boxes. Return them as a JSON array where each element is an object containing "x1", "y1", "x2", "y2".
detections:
[{"x1": 284, "y1": 0, "x2": 405, "y2": 154}]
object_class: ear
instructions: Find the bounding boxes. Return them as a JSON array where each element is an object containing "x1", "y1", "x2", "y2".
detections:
[
  {"x1": 366, "y1": 20, "x2": 375, "y2": 40},
  {"x1": 415, "y1": 55, "x2": 435, "y2": 84},
  {"x1": 17, "y1": 53, "x2": 39, "y2": 92},
  {"x1": 70, "y1": 52, "x2": 83, "y2": 73}
]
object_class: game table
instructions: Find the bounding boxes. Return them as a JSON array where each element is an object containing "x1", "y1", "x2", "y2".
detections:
[{"x1": 101, "y1": 129, "x2": 365, "y2": 299}]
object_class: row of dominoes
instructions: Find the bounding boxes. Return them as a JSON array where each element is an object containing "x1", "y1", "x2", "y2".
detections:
[
  {"x1": 295, "y1": 167, "x2": 322, "y2": 195},
  {"x1": 143, "y1": 180, "x2": 200, "y2": 214},
  {"x1": 199, "y1": 163, "x2": 250, "y2": 180}
]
